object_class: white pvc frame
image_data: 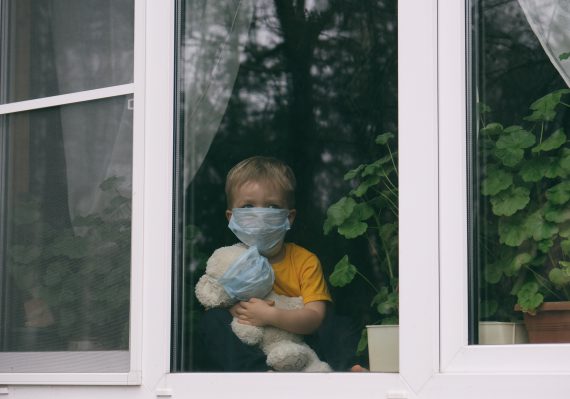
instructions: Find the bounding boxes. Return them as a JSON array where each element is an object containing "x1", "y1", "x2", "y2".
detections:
[
  {"x1": 438, "y1": 0, "x2": 570, "y2": 380},
  {"x1": 4, "y1": 0, "x2": 570, "y2": 397}
]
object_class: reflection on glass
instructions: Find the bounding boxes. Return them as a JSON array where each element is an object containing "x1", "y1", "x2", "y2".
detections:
[
  {"x1": 471, "y1": 0, "x2": 570, "y2": 344},
  {"x1": 0, "y1": 0, "x2": 134, "y2": 104},
  {"x1": 173, "y1": 0, "x2": 398, "y2": 371},
  {"x1": 0, "y1": 96, "x2": 133, "y2": 353}
]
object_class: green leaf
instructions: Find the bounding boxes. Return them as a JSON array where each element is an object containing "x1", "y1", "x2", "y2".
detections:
[
  {"x1": 516, "y1": 282, "x2": 544, "y2": 314},
  {"x1": 375, "y1": 132, "x2": 395, "y2": 145},
  {"x1": 344, "y1": 165, "x2": 365, "y2": 181},
  {"x1": 351, "y1": 176, "x2": 380, "y2": 197},
  {"x1": 336, "y1": 202, "x2": 375, "y2": 239},
  {"x1": 481, "y1": 168, "x2": 513, "y2": 196},
  {"x1": 361, "y1": 157, "x2": 394, "y2": 177},
  {"x1": 549, "y1": 267, "x2": 570, "y2": 287},
  {"x1": 377, "y1": 296, "x2": 398, "y2": 315},
  {"x1": 323, "y1": 197, "x2": 356, "y2": 233},
  {"x1": 356, "y1": 329, "x2": 368, "y2": 355},
  {"x1": 478, "y1": 103, "x2": 492, "y2": 115},
  {"x1": 532, "y1": 129, "x2": 566, "y2": 153},
  {"x1": 494, "y1": 126, "x2": 535, "y2": 166},
  {"x1": 337, "y1": 219, "x2": 368, "y2": 239},
  {"x1": 509, "y1": 252, "x2": 533, "y2": 273},
  {"x1": 544, "y1": 203, "x2": 570, "y2": 223},
  {"x1": 519, "y1": 159, "x2": 548, "y2": 182},
  {"x1": 110, "y1": 195, "x2": 130, "y2": 208},
  {"x1": 379, "y1": 222, "x2": 397, "y2": 243},
  {"x1": 560, "y1": 222, "x2": 570, "y2": 238},
  {"x1": 494, "y1": 147, "x2": 524, "y2": 167},
  {"x1": 497, "y1": 126, "x2": 536, "y2": 149},
  {"x1": 537, "y1": 238, "x2": 554, "y2": 253},
  {"x1": 481, "y1": 123, "x2": 503, "y2": 136},
  {"x1": 525, "y1": 210, "x2": 559, "y2": 241},
  {"x1": 546, "y1": 181, "x2": 570, "y2": 205},
  {"x1": 484, "y1": 262, "x2": 503, "y2": 284},
  {"x1": 560, "y1": 153, "x2": 570, "y2": 173},
  {"x1": 524, "y1": 89, "x2": 570, "y2": 122},
  {"x1": 499, "y1": 214, "x2": 530, "y2": 246},
  {"x1": 99, "y1": 176, "x2": 125, "y2": 192},
  {"x1": 560, "y1": 52, "x2": 570, "y2": 61},
  {"x1": 490, "y1": 186, "x2": 530, "y2": 216},
  {"x1": 329, "y1": 255, "x2": 357, "y2": 287},
  {"x1": 544, "y1": 157, "x2": 568, "y2": 179}
]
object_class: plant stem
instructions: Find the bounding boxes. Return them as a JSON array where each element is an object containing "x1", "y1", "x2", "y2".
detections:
[
  {"x1": 387, "y1": 144, "x2": 398, "y2": 175},
  {"x1": 376, "y1": 191, "x2": 399, "y2": 215},
  {"x1": 371, "y1": 211, "x2": 395, "y2": 280},
  {"x1": 356, "y1": 270, "x2": 380, "y2": 294},
  {"x1": 382, "y1": 171, "x2": 398, "y2": 193},
  {"x1": 523, "y1": 265, "x2": 563, "y2": 300}
]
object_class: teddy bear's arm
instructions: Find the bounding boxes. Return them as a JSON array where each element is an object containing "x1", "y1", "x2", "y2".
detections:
[{"x1": 231, "y1": 318, "x2": 264, "y2": 345}]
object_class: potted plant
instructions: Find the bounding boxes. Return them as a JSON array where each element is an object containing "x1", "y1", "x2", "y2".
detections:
[
  {"x1": 479, "y1": 88, "x2": 570, "y2": 343},
  {"x1": 7, "y1": 176, "x2": 131, "y2": 350},
  {"x1": 323, "y1": 132, "x2": 399, "y2": 371}
]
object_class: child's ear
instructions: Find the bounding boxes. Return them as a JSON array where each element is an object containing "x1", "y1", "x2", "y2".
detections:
[
  {"x1": 288, "y1": 209, "x2": 297, "y2": 225},
  {"x1": 226, "y1": 209, "x2": 232, "y2": 222}
]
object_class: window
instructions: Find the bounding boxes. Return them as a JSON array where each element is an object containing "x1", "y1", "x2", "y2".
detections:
[
  {"x1": 438, "y1": 0, "x2": 570, "y2": 382},
  {"x1": 171, "y1": 0, "x2": 398, "y2": 373},
  {"x1": 470, "y1": 0, "x2": 570, "y2": 345},
  {"x1": 0, "y1": 0, "x2": 140, "y2": 382}
]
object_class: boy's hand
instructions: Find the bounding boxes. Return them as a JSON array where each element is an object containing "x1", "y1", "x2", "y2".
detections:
[{"x1": 234, "y1": 298, "x2": 276, "y2": 327}]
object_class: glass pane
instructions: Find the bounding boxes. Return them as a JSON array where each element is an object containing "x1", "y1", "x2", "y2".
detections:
[
  {"x1": 0, "y1": 0, "x2": 134, "y2": 104},
  {"x1": 172, "y1": 0, "x2": 398, "y2": 372},
  {"x1": 0, "y1": 95, "x2": 132, "y2": 360},
  {"x1": 470, "y1": 0, "x2": 570, "y2": 345}
]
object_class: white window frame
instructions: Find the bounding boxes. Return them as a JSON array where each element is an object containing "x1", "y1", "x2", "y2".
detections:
[
  {"x1": 164, "y1": 0, "x2": 440, "y2": 396},
  {"x1": 0, "y1": 0, "x2": 146, "y2": 385},
  {"x1": 4, "y1": 0, "x2": 570, "y2": 396}
]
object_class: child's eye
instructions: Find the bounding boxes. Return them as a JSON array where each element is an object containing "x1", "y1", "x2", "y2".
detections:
[
  {"x1": 242, "y1": 204, "x2": 254, "y2": 208},
  {"x1": 268, "y1": 204, "x2": 281, "y2": 209}
]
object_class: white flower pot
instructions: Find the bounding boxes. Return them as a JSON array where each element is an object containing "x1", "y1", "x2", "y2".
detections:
[
  {"x1": 478, "y1": 321, "x2": 528, "y2": 345},
  {"x1": 367, "y1": 322, "x2": 528, "y2": 373},
  {"x1": 366, "y1": 325, "x2": 399, "y2": 373}
]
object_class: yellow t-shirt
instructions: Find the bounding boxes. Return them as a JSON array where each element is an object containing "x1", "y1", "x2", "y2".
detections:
[{"x1": 271, "y1": 243, "x2": 332, "y2": 304}]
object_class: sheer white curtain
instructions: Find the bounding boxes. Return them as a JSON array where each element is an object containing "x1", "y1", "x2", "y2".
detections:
[
  {"x1": 518, "y1": 0, "x2": 570, "y2": 87},
  {"x1": 51, "y1": 0, "x2": 134, "y2": 220},
  {"x1": 182, "y1": 0, "x2": 254, "y2": 187}
]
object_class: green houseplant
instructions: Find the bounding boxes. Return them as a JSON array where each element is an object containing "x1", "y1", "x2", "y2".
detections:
[
  {"x1": 323, "y1": 132, "x2": 398, "y2": 355},
  {"x1": 7, "y1": 176, "x2": 131, "y2": 349},
  {"x1": 479, "y1": 88, "x2": 570, "y2": 342}
]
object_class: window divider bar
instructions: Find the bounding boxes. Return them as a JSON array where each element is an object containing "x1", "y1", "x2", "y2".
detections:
[{"x1": 0, "y1": 84, "x2": 135, "y2": 115}]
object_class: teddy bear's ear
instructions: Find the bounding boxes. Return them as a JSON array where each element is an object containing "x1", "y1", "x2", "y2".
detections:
[
  {"x1": 205, "y1": 245, "x2": 247, "y2": 279},
  {"x1": 195, "y1": 274, "x2": 234, "y2": 308}
]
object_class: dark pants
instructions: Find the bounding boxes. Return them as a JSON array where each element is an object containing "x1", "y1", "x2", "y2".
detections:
[{"x1": 195, "y1": 304, "x2": 360, "y2": 372}]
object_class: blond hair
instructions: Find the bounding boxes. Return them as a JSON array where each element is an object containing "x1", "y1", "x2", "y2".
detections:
[{"x1": 225, "y1": 156, "x2": 296, "y2": 208}]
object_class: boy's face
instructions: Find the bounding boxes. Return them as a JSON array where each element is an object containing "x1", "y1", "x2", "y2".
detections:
[{"x1": 226, "y1": 180, "x2": 296, "y2": 225}]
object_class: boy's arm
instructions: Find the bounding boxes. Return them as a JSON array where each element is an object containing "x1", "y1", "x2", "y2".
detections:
[{"x1": 233, "y1": 299, "x2": 326, "y2": 335}]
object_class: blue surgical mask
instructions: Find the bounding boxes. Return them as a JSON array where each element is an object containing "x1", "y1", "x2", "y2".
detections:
[
  {"x1": 228, "y1": 208, "x2": 291, "y2": 256},
  {"x1": 218, "y1": 246, "x2": 275, "y2": 301}
]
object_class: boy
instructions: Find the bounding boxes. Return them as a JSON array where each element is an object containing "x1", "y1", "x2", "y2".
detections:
[
  {"x1": 225, "y1": 156, "x2": 332, "y2": 335},
  {"x1": 197, "y1": 156, "x2": 338, "y2": 371}
]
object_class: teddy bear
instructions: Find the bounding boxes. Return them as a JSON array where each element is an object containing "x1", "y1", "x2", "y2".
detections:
[{"x1": 195, "y1": 244, "x2": 332, "y2": 372}]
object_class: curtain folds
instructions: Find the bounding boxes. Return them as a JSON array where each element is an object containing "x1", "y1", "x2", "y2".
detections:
[
  {"x1": 518, "y1": 0, "x2": 570, "y2": 87},
  {"x1": 182, "y1": 0, "x2": 254, "y2": 188},
  {"x1": 51, "y1": 0, "x2": 134, "y2": 219}
]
